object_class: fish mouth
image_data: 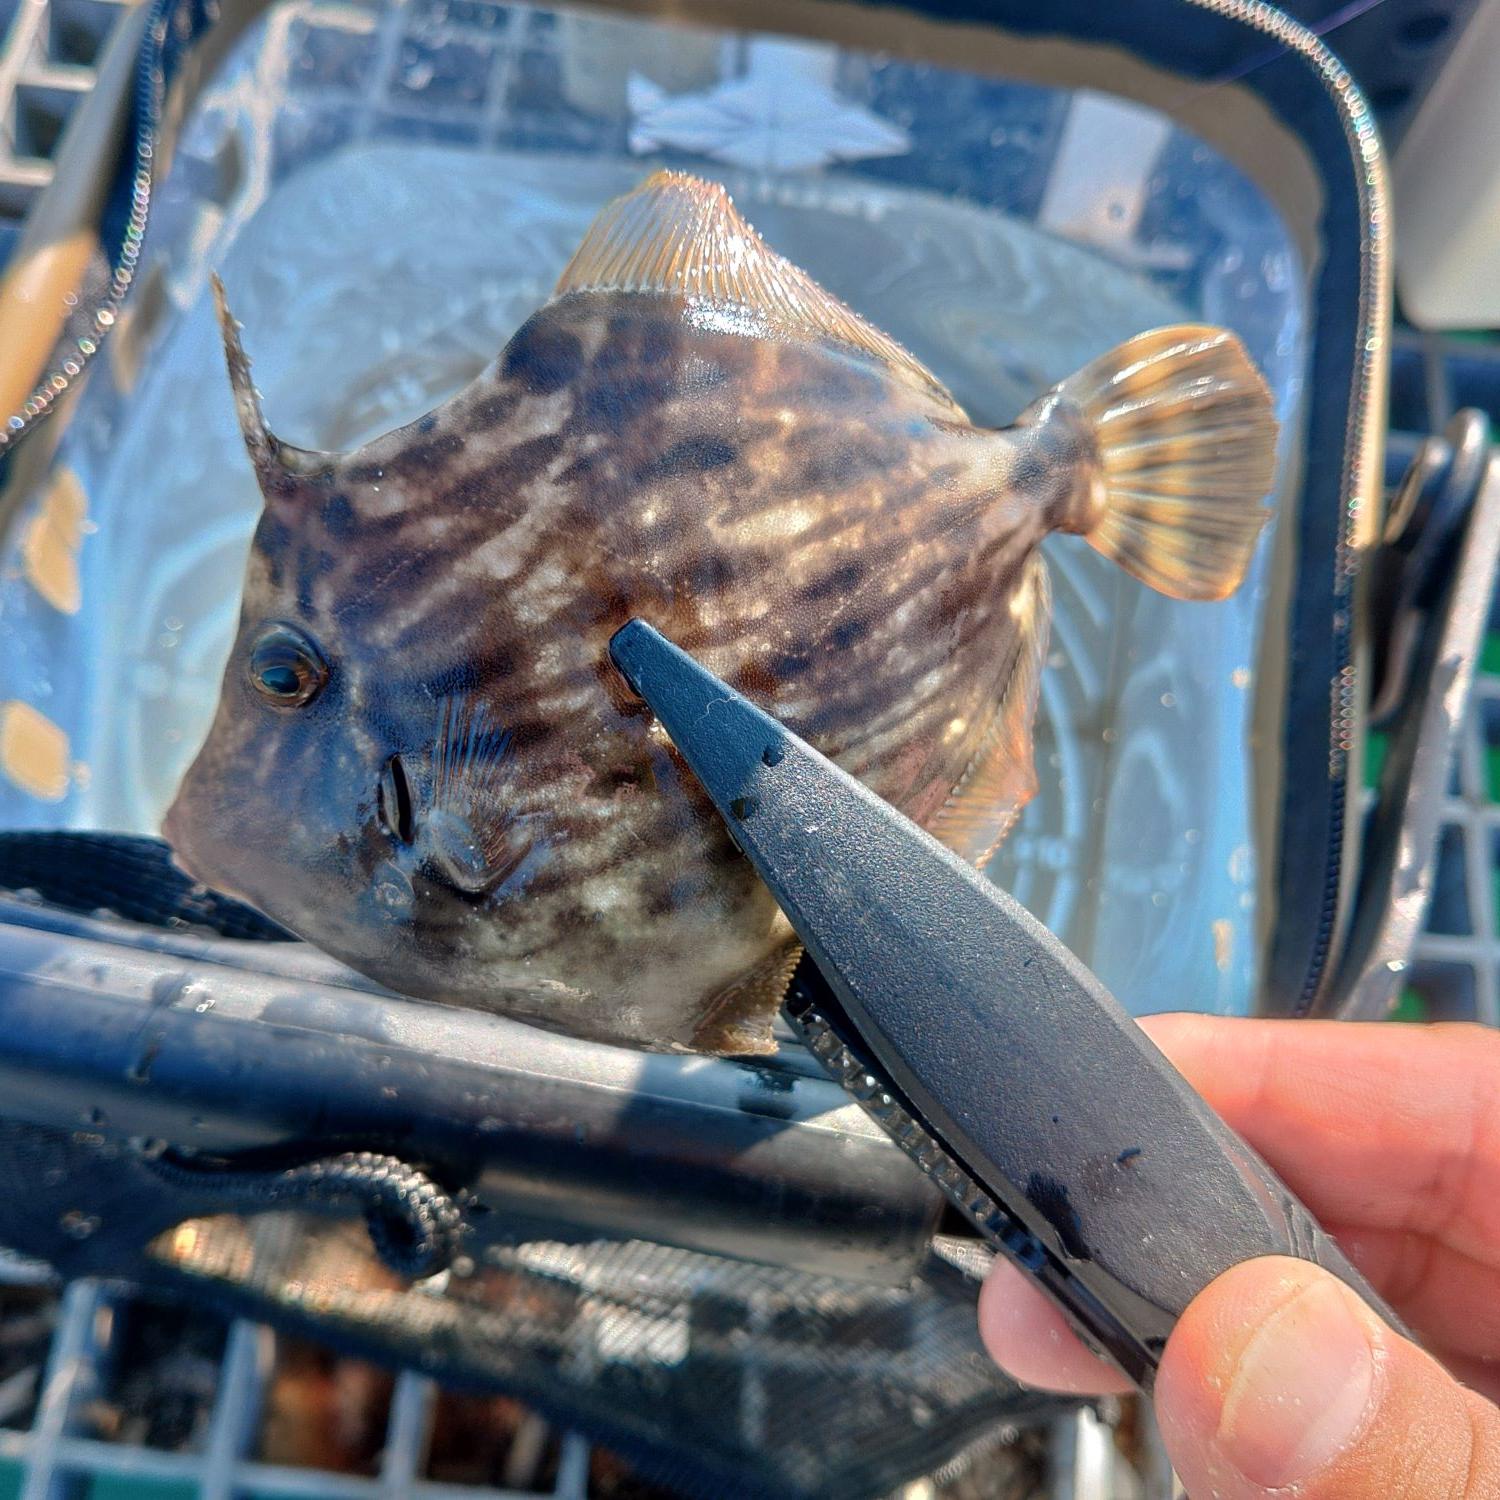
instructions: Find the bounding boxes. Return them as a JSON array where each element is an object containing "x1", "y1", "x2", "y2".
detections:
[
  {"x1": 159, "y1": 803, "x2": 192, "y2": 873},
  {"x1": 160, "y1": 799, "x2": 234, "y2": 900}
]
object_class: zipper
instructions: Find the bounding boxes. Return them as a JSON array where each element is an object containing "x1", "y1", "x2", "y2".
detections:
[
  {"x1": 1188, "y1": 0, "x2": 1390, "y2": 1013},
  {"x1": 0, "y1": 0, "x2": 202, "y2": 453}
]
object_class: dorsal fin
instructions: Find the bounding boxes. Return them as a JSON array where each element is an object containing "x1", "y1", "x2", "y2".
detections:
[
  {"x1": 554, "y1": 171, "x2": 954, "y2": 405},
  {"x1": 212, "y1": 275, "x2": 336, "y2": 489}
]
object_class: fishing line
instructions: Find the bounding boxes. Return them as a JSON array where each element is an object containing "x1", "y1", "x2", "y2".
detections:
[
  {"x1": 1138, "y1": 0, "x2": 1390, "y2": 125},
  {"x1": 1211, "y1": 0, "x2": 1395, "y2": 87}
]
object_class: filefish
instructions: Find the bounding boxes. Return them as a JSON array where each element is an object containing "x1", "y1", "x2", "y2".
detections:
[{"x1": 164, "y1": 171, "x2": 1276, "y2": 1055}]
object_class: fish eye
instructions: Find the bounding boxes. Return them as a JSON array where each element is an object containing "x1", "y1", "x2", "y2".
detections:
[{"x1": 247, "y1": 623, "x2": 328, "y2": 707}]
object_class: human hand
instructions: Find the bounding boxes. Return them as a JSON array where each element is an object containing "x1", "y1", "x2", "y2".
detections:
[{"x1": 978, "y1": 1016, "x2": 1500, "y2": 1498}]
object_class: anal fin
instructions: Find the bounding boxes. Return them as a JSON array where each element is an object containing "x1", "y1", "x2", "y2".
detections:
[
  {"x1": 692, "y1": 937, "x2": 803, "y2": 1056},
  {"x1": 929, "y1": 553, "x2": 1051, "y2": 866}
]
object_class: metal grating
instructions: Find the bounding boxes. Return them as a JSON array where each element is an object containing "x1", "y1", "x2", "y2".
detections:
[
  {"x1": 0, "y1": 0, "x2": 135, "y2": 265},
  {"x1": 1381, "y1": 326, "x2": 1500, "y2": 1029},
  {"x1": 0, "y1": 1275, "x2": 601, "y2": 1500},
  {"x1": 0, "y1": 1266, "x2": 1064, "y2": 1499}
]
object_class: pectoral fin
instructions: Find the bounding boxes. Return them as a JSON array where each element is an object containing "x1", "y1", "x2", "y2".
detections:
[{"x1": 929, "y1": 552, "x2": 1050, "y2": 865}]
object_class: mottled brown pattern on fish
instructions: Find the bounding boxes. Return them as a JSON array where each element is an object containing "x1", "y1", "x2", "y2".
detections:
[
  {"x1": 171, "y1": 293, "x2": 1043, "y2": 1044},
  {"x1": 165, "y1": 172, "x2": 1276, "y2": 1054}
]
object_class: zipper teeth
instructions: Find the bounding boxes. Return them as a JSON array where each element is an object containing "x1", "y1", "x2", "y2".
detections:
[
  {"x1": 783, "y1": 991, "x2": 1045, "y2": 1262},
  {"x1": 784, "y1": 988, "x2": 1154, "y2": 1383},
  {"x1": 1189, "y1": 0, "x2": 1389, "y2": 1012}
]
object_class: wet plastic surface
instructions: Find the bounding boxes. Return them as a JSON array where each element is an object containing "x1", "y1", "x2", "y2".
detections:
[{"x1": 0, "y1": 0, "x2": 1308, "y2": 1016}]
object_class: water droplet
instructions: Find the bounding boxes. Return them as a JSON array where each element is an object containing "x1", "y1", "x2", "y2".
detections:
[
  {"x1": 178, "y1": 981, "x2": 212, "y2": 1011},
  {"x1": 59, "y1": 1210, "x2": 100, "y2": 1240}
]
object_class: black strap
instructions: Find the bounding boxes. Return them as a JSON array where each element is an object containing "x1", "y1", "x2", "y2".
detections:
[
  {"x1": 0, "y1": 831, "x2": 293, "y2": 941},
  {"x1": 0, "y1": 833, "x2": 464, "y2": 1276}
]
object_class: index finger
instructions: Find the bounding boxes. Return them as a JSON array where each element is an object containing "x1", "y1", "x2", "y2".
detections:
[
  {"x1": 979, "y1": 1017, "x2": 1500, "y2": 1394},
  {"x1": 1142, "y1": 1016, "x2": 1500, "y2": 1259}
]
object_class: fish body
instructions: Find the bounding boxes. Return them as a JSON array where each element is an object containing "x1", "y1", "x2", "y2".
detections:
[{"x1": 164, "y1": 172, "x2": 1276, "y2": 1054}]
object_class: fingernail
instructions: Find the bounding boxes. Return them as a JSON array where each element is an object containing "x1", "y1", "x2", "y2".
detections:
[{"x1": 1217, "y1": 1276, "x2": 1379, "y2": 1488}]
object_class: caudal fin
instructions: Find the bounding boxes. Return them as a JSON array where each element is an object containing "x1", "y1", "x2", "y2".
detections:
[{"x1": 1059, "y1": 326, "x2": 1277, "y2": 602}]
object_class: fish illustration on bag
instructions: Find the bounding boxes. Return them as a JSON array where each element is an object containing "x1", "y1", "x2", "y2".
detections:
[{"x1": 164, "y1": 171, "x2": 1277, "y2": 1055}]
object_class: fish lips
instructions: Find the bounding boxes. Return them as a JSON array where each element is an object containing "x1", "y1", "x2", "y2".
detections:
[{"x1": 161, "y1": 789, "x2": 255, "y2": 907}]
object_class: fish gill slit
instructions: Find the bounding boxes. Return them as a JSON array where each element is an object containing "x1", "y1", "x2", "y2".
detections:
[{"x1": 378, "y1": 752, "x2": 416, "y2": 846}]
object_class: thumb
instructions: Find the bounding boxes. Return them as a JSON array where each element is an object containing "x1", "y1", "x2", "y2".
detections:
[{"x1": 1157, "y1": 1256, "x2": 1500, "y2": 1499}]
